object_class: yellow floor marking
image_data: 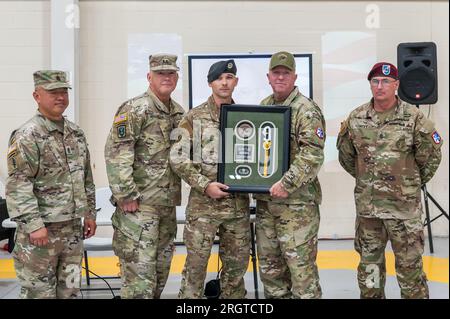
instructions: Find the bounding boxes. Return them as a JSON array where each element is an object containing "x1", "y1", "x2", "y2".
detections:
[
  {"x1": 1, "y1": 251, "x2": 448, "y2": 284},
  {"x1": 0, "y1": 259, "x2": 15, "y2": 279}
]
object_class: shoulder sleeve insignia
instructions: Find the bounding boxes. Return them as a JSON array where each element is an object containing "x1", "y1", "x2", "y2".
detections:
[
  {"x1": 7, "y1": 143, "x2": 17, "y2": 158},
  {"x1": 432, "y1": 131, "x2": 442, "y2": 144},
  {"x1": 7, "y1": 143, "x2": 19, "y2": 173},
  {"x1": 339, "y1": 120, "x2": 348, "y2": 134},
  {"x1": 117, "y1": 124, "x2": 127, "y2": 138},
  {"x1": 315, "y1": 127, "x2": 324, "y2": 139}
]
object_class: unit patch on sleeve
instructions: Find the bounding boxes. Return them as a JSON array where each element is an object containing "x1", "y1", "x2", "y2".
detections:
[
  {"x1": 316, "y1": 127, "x2": 324, "y2": 139},
  {"x1": 117, "y1": 124, "x2": 127, "y2": 138},
  {"x1": 432, "y1": 131, "x2": 442, "y2": 144}
]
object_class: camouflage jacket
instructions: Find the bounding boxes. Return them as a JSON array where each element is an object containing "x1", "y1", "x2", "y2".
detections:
[
  {"x1": 170, "y1": 96, "x2": 249, "y2": 219},
  {"x1": 254, "y1": 87, "x2": 326, "y2": 205},
  {"x1": 6, "y1": 111, "x2": 96, "y2": 233},
  {"x1": 336, "y1": 98, "x2": 443, "y2": 219},
  {"x1": 105, "y1": 89, "x2": 184, "y2": 208}
]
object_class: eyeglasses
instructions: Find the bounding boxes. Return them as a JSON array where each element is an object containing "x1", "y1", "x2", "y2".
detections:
[{"x1": 370, "y1": 78, "x2": 397, "y2": 87}]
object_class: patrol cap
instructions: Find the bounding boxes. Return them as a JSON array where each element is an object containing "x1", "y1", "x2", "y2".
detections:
[
  {"x1": 149, "y1": 53, "x2": 180, "y2": 71},
  {"x1": 367, "y1": 62, "x2": 398, "y2": 80},
  {"x1": 269, "y1": 51, "x2": 296, "y2": 71},
  {"x1": 33, "y1": 70, "x2": 72, "y2": 90},
  {"x1": 207, "y1": 60, "x2": 237, "y2": 83}
]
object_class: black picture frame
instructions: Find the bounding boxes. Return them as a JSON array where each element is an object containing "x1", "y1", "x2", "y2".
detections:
[{"x1": 218, "y1": 104, "x2": 291, "y2": 193}]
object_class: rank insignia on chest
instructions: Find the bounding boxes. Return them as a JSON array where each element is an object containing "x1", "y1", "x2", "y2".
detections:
[
  {"x1": 432, "y1": 131, "x2": 441, "y2": 144},
  {"x1": 316, "y1": 127, "x2": 324, "y2": 139},
  {"x1": 117, "y1": 124, "x2": 127, "y2": 138}
]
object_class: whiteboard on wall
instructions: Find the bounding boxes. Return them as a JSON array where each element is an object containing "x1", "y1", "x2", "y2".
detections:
[{"x1": 188, "y1": 54, "x2": 313, "y2": 109}]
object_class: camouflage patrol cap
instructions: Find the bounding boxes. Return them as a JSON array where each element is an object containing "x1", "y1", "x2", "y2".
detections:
[
  {"x1": 149, "y1": 53, "x2": 180, "y2": 71},
  {"x1": 33, "y1": 70, "x2": 72, "y2": 90},
  {"x1": 207, "y1": 59, "x2": 237, "y2": 83},
  {"x1": 269, "y1": 51, "x2": 296, "y2": 71}
]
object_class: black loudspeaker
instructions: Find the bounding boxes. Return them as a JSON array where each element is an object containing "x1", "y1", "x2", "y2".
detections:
[{"x1": 397, "y1": 42, "x2": 438, "y2": 105}]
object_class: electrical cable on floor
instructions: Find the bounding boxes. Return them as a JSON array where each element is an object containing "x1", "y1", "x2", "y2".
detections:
[{"x1": 81, "y1": 266, "x2": 118, "y2": 299}]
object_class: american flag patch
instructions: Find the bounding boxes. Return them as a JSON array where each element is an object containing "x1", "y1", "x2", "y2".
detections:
[
  {"x1": 114, "y1": 112, "x2": 128, "y2": 125},
  {"x1": 432, "y1": 131, "x2": 441, "y2": 144}
]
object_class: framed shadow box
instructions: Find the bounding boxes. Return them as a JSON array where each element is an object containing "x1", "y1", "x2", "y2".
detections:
[{"x1": 218, "y1": 104, "x2": 291, "y2": 193}]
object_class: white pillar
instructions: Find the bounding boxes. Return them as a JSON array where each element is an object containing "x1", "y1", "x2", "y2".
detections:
[{"x1": 50, "y1": 0, "x2": 79, "y2": 123}]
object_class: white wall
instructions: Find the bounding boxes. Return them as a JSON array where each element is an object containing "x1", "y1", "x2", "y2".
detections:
[
  {"x1": 0, "y1": 1, "x2": 448, "y2": 237},
  {"x1": 0, "y1": 1, "x2": 50, "y2": 185}
]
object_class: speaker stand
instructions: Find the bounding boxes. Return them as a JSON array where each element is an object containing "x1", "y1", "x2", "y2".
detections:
[
  {"x1": 422, "y1": 184, "x2": 449, "y2": 253},
  {"x1": 415, "y1": 105, "x2": 449, "y2": 253}
]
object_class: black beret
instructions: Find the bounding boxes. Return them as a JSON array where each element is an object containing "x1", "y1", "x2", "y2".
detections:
[{"x1": 207, "y1": 59, "x2": 237, "y2": 83}]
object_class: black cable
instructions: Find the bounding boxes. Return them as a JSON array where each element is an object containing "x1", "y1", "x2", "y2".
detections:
[{"x1": 81, "y1": 266, "x2": 117, "y2": 298}]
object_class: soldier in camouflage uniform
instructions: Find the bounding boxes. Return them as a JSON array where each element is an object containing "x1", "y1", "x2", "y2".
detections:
[
  {"x1": 104, "y1": 54, "x2": 184, "y2": 299},
  {"x1": 6, "y1": 70, "x2": 97, "y2": 299},
  {"x1": 170, "y1": 60, "x2": 250, "y2": 299},
  {"x1": 254, "y1": 52, "x2": 325, "y2": 299},
  {"x1": 337, "y1": 62, "x2": 443, "y2": 299}
]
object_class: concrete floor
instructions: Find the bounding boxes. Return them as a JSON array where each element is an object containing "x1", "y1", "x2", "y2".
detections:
[{"x1": 0, "y1": 238, "x2": 448, "y2": 299}]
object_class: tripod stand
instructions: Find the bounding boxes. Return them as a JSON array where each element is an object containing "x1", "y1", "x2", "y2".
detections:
[
  {"x1": 416, "y1": 104, "x2": 449, "y2": 253},
  {"x1": 422, "y1": 184, "x2": 449, "y2": 253}
]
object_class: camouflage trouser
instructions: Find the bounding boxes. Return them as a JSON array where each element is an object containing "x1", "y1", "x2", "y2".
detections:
[
  {"x1": 355, "y1": 216, "x2": 429, "y2": 299},
  {"x1": 179, "y1": 214, "x2": 250, "y2": 299},
  {"x1": 13, "y1": 219, "x2": 83, "y2": 299},
  {"x1": 112, "y1": 206, "x2": 176, "y2": 299},
  {"x1": 256, "y1": 201, "x2": 322, "y2": 299}
]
